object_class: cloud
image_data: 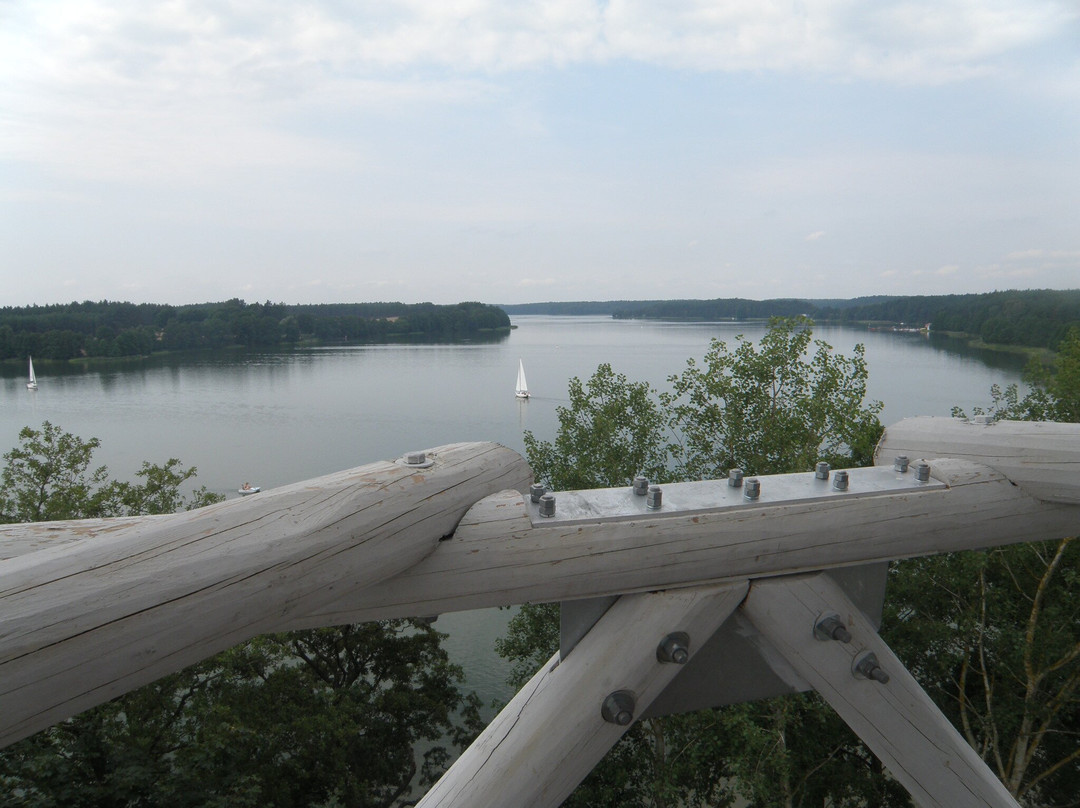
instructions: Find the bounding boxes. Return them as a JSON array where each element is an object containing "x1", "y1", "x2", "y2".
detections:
[
  {"x1": 806, "y1": 230, "x2": 826, "y2": 241},
  {"x1": 936, "y1": 264, "x2": 960, "y2": 275}
]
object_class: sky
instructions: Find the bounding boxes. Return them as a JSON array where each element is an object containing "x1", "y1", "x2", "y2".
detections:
[{"x1": 1, "y1": 1, "x2": 1078, "y2": 307}]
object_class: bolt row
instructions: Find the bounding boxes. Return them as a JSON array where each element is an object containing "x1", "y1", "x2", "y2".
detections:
[
  {"x1": 529, "y1": 455, "x2": 931, "y2": 517},
  {"x1": 814, "y1": 611, "x2": 890, "y2": 684},
  {"x1": 600, "y1": 631, "x2": 692, "y2": 725}
]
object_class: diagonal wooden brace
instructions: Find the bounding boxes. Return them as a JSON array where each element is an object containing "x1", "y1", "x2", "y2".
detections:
[
  {"x1": 417, "y1": 580, "x2": 749, "y2": 808},
  {"x1": 741, "y1": 573, "x2": 1019, "y2": 808}
]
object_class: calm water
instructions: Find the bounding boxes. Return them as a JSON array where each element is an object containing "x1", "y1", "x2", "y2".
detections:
[{"x1": 0, "y1": 316, "x2": 1028, "y2": 712}]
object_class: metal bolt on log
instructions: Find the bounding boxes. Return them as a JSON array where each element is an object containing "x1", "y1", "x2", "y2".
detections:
[
  {"x1": 728, "y1": 468, "x2": 744, "y2": 487},
  {"x1": 538, "y1": 493, "x2": 556, "y2": 518},
  {"x1": 601, "y1": 691, "x2": 636, "y2": 725},
  {"x1": 852, "y1": 651, "x2": 890, "y2": 684},
  {"x1": 633, "y1": 476, "x2": 649, "y2": 496},
  {"x1": 657, "y1": 632, "x2": 691, "y2": 664},
  {"x1": 646, "y1": 485, "x2": 663, "y2": 510},
  {"x1": 744, "y1": 478, "x2": 760, "y2": 500},
  {"x1": 815, "y1": 461, "x2": 830, "y2": 480},
  {"x1": 833, "y1": 470, "x2": 849, "y2": 491},
  {"x1": 814, "y1": 613, "x2": 852, "y2": 643}
]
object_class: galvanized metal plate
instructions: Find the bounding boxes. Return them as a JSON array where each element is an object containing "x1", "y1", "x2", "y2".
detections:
[{"x1": 531, "y1": 463, "x2": 944, "y2": 527}]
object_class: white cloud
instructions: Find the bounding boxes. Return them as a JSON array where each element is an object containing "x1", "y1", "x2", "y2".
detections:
[{"x1": 806, "y1": 230, "x2": 826, "y2": 241}]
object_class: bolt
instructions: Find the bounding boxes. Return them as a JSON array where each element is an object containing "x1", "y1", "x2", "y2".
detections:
[
  {"x1": 914, "y1": 462, "x2": 931, "y2": 483},
  {"x1": 633, "y1": 475, "x2": 649, "y2": 496},
  {"x1": 852, "y1": 651, "x2": 890, "y2": 683},
  {"x1": 646, "y1": 485, "x2": 663, "y2": 510},
  {"x1": 601, "y1": 690, "x2": 636, "y2": 725},
  {"x1": 893, "y1": 455, "x2": 909, "y2": 473},
  {"x1": 972, "y1": 414, "x2": 993, "y2": 425},
  {"x1": 744, "y1": 478, "x2": 760, "y2": 500},
  {"x1": 814, "y1": 613, "x2": 852, "y2": 643},
  {"x1": 538, "y1": 492, "x2": 556, "y2": 518},
  {"x1": 530, "y1": 483, "x2": 547, "y2": 503},
  {"x1": 815, "y1": 461, "x2": 830, "y2": 480},
  {"x1": 728, "y1": 468, "x2": 744, "y2": 487},
  {"x1": 405, "y1": 451, "x2": 427, "y2": 465},
  {"x1": 832, "y1": 470, "x2": 849, "y2": 491},
  {"x1": 657, "y1": 632, "x2": 691, "y2": 664}
]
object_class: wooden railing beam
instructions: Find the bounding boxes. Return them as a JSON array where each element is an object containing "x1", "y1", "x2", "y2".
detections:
[
  {"x1": 417, "y1": 581, "x2": 749, "y2": 808},
  {"x1": 0, "y1": 442, "x2": 532, "y2": 748},
  {"x1": 742, "y1": 573, "x2": 1020, "y2": 808}
]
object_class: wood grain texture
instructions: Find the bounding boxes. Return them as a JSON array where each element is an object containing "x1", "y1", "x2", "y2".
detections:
[
  {"x1": 295, "y1": 459, "x2": 1078, "y2": 627},
  {"x1": 742, "y1": 573, "x2": 1020, "y2": 808},
  {"x1": 876, "y1": 416, "x2": 1080, "y2": 504},
  {"x1": 0, "y1": 442, "x2": 532, "y2": 747},
  {"x1": 417, "y1": 581, "x2": 749, "y2": 808}
]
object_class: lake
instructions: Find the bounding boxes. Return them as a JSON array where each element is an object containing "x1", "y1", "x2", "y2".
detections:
[{"x1": 0, "y1": 315, "x2": 1029, "y2": 713}]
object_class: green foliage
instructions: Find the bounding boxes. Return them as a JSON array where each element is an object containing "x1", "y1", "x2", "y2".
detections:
[
  {"x1": 663, "y1": 316, "x2": 883, "y2": 479},
  {"x1": 952, "y1": 325, "x2": 1080, "y2": 424},
  {"x1": 524, "y1": 364, "x2": 670, "y2": 490},
  {"x1": 524, "y1": 317, "x2": 884, "y2": 491},
  {"x1": 0, "y1": 421, "x2": 221, "y2": 523},
  {"x1": 0, "y1": 422, "x2": 110, "y2": 522},
  {"x1": 1, "y1": 622, "x2": 481, "y2": 808},
  {"x1": 884, "y1": 540, "x2": 1080, "y2": 804}
]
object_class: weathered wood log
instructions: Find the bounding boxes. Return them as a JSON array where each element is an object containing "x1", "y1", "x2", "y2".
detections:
[
  {"x1": 875, "y1": 415, "x2": 1080, "y2": 504},
  {"x1": 417, "y1": 581, "x2": 750, "y2": 808},
  {"x1": 742, "y1": 573, "x2": 1020, "y2": 808},
  {"x1": 0, "y1": 443, "x2": 532, "y2": 747},
  {"x1": 292, "y1": 457, "x2": 1078, "y2": 627}
]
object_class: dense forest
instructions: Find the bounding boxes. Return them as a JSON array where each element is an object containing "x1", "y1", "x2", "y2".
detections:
[
  {"x1": 0, "y1": 300, "x2": 510, "y2": 361},
  {"x1": 505, "y1": 290, "x2": 1080, "y2": 351}
]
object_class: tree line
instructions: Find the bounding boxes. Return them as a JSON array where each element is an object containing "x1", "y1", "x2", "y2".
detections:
[
  {"x1": 0, "y1": 300, "x2": 511, "y2": 361},
  {"x1": 505, "y1": 289, "x2": 1080, "y2": 351}
]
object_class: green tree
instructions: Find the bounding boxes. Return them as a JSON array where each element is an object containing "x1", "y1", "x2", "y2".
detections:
[
  {"x1": 524, "y1": 363, "x2": 670, "y2": 490},
  {"x1": 0, "y1": 422, "x2": 111, "y2": 522},
  {"x1": 505, "y1": 318, "x2": 892, "y2": 807}
]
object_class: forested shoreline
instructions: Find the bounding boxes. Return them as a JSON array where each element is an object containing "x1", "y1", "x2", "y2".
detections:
[
  {"x1": 503, "y1": 289, "x2": 1080, "y2": 351},
  {"x1": 0, "y1": 300, "x2": 511, "y2": 361}
]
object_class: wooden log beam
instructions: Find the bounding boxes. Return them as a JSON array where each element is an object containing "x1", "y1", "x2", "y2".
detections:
[
  {"x1": 741, "y1": 573, "x2": 1019, "y2": 808},
  {"x1": 0, "y1": 442, "x2": 532, "y2": 748},
  {"x1": 417, "y1": 581, "x2": 750, "y2": 808},
  {"x1": 875, "y1": 416, "x2": 1080, "y2": 504},
  {"x1": 293, "y1": 457, "x2": 1079, "y2": 628}
]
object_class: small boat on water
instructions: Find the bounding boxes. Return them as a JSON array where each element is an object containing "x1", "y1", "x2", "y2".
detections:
[
  {"x1": 238, "y1": 483, "x2": 261, "y2": 495},
  {"x1": 515, "y1": 359, "x2": 530, "y2": 399},
  {"x1": 26, "y1": 356, "x2": 37, "y2": 390}
]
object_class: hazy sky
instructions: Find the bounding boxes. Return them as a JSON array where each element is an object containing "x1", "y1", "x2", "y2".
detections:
[{"x1": 2, "y1": 1, "x2": 1078, "y2": 306}]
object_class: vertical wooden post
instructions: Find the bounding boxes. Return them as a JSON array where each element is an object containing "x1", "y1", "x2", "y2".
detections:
[
  {"x1": 417, "y1": 581, "x2": 749, "y2": 808},
  {"x1": 741, "y1": 573, "x2": 1019, "y2": 808}
]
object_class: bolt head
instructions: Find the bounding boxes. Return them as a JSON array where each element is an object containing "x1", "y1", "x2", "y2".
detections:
[
  {"x1": 601, "y1": 690, "x2": 636, "y2": 725},
  {"x1": 538, "y1": 492, "x2": 556, "y2": 517}
]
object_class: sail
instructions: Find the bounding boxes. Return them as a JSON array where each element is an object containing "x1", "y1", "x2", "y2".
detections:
[
  {"x1": 515, "y1": 359, "x2": 529, "y2": 398},
  {"x1": 27, "y1": 356, "x2": 37, "y2": 389}
]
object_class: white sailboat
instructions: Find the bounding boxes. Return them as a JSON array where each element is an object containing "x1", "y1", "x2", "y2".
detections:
[
  {"x1": 515, "y1": 359, "x2": 530, "y2": 399},
  {"x1": 26, "y1": 356, "x2": 37, "y2": 390}
]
